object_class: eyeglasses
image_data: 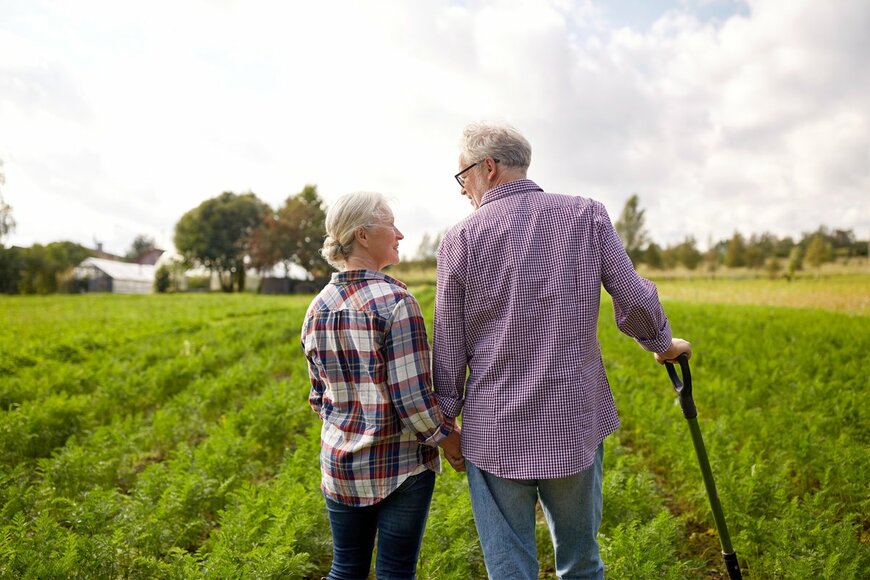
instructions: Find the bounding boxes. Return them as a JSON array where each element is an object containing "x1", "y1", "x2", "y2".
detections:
[{"x1": 454, "y1": 158, "x2": 500, "y2": 188}]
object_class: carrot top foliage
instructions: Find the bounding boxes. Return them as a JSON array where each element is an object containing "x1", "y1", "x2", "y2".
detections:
[{"x1": 0, "y1": 290, "x2": 867, "y2": 579}]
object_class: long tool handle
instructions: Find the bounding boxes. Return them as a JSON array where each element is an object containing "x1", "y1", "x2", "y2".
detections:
[{"x1": 665, "y1": 355, "x2": 742, "y2": 580}]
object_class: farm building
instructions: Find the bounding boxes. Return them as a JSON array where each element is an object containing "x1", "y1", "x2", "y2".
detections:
[
  {"x1": 75, "y1": 257, "x2": 156, "y2": 294},
  {"x1": 251, "y1": 262, "x2": 315, "y2": 294},
  {"x1": 133, "y1": 247, "x2": 166, "y2": 265}
]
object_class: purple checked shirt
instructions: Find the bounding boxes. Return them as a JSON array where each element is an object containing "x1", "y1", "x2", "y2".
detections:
[{"x1": 433, "y1": 179, "x2": 673, "y2": 479}]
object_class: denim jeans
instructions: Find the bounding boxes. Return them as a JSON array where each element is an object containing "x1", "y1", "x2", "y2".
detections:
[
  {"x1": 466, "y1": 443, "x2": 605, "y2": 580},
  {"x1": 323, "y1": 469, "x2": 436, "y2": 580}
]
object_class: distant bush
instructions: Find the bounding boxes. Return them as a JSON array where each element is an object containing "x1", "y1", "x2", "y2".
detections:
[
  {"x1": 154, "y1": 265, "x2": 171, "y2": 293},
  {"x1": 186, "y1": 275, "x2": 211, "y2": 292}
]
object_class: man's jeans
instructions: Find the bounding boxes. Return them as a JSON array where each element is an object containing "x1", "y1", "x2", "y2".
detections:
[
  {"x1": 323, "y1": 469, "x2": 435, "y2": 580},
  {"x1": 466, "y1": 443, "x2": 605, "y2": 580}
]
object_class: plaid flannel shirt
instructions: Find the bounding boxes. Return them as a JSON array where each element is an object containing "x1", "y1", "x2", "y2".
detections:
[
  {"x1": 302, "y1": 269, "x2": 451, "y2": 506},
  {"x1": 433, "y1": 179, "x2": 673, "y2": 479}
]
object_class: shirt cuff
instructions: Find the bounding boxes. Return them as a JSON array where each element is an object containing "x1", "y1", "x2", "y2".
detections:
[
  {"x1": 421, "y1": 420, "x2": 454, "y2": 447},
  {"x1": 437, "y1": 397, "x2": 464, "y2": 419},
  {"x1": 636, "y1": 320, "x2": 673, "y2": 353}
]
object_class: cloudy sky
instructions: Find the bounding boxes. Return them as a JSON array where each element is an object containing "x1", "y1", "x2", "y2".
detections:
[{"x1": 1, "y1": 0, "x2": 868, "y2": 259}]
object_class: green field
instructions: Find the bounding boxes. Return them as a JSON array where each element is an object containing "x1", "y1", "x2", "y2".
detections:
[{"x1": 0, "y1": 284, "x2": 868, "y2": 579}]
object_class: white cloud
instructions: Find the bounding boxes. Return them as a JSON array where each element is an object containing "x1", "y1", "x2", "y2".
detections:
[{"x1": 0, "y1": 0, "x2": 867, "y2": 259}]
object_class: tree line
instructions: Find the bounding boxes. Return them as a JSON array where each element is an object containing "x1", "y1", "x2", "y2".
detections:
[
  {"x1": 0, "y1": 170, "x2": 866, "y2": 295},
  {"x1": 614, "y1": 194, "x2": 868, "y2": 278},
  {"x1": 169, "y1": 185, "x2": 328, "y2": 292},
  {"x1": 0, "y1": 153, "x2": 329, "y2": 293}
]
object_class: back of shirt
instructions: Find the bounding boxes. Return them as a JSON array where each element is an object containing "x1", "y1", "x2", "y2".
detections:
[
  {"x1": 433, "y1": 179, "x2": 672, "y2": 479},
  {"x1": 302, "y1": 270, "x2": 448, "y2": 505}
]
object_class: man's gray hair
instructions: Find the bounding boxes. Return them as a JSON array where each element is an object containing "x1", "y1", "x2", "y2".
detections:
[{"x1": 460, "y1": 122, "x2": 532, "y2": 171}]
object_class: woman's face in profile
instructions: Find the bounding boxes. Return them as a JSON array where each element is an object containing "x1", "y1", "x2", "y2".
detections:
[{"x1": 366, "y1": 212, "x2": 404, "y2": 270}]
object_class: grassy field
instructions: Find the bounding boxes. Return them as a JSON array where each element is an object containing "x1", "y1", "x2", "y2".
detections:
[
  {"x1": 653, "y1": 275, "x2": 870, "y2": 316},
  {"x1": 391, "y1": 262, "x2": 870, "y2": 317},
  {"x1": 0, "y1": 278, "x2": 868, "y2": 578}
]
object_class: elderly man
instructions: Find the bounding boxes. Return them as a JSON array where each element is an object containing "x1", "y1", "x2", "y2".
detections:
[{"x1": 432, "y1": 122, "x2": 691, "y2": 579}]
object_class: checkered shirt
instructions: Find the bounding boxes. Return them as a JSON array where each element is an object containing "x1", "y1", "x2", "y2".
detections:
[
  {"x1": 302, "y1": 269, "x2": 451, "y2": 506},
  {"x1": 433, "y1": 179, "x2": 673, "y2": 479}
]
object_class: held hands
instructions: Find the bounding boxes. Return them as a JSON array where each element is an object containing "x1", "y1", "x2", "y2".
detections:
[
  {"x1": 654, "y1": 338, "x2": 692, "y2": 365},
  {"x1": 438, "y1": 429, "x2": 465, "y2": 472}
]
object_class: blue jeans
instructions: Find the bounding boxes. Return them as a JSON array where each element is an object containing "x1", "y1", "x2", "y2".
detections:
[
  {"x1": 323, "y1": 469, "x2": 436, "y2": 580},
  {"x1": 466, "y1": 443, "x2": 605, "y2": 580}
]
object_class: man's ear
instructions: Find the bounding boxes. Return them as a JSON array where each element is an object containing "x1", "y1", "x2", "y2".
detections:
[
  {"x1": 354, "y1": 226, "x2": 368, "y2": 248},
  {"x1": 485, "y1": 157, "x2": 498, "y2": 179}
]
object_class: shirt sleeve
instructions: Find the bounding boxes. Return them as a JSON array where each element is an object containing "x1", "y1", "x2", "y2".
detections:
[
  {"x1": 595, "y1": 201, "x2": 673, "y2": 353},
  {"x1": 301, "y1": 314, "x2": 326, "y2": 418},
  {"x1": 432, "y1": 230, "x2": 468, "y2": 418},
  {"x1": 384, "y1": 296, "x2": 453, "y2": 446},
  {"x1": 305, "y1": 354, "x2": 326, "y2": 418}
]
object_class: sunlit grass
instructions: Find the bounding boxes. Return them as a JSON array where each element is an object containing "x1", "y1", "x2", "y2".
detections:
[
  {"x1": 393, "y1": 262, "x2": 870, "y2": 316},
  {"x1": 1, "y1": 292, "x2": 867, "y2": 578},
  {"x1": 654, "y1": 275, "x2": 870, "y2": 316}
]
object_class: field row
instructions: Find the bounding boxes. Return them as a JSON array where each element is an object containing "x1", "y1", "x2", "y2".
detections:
[
  {"x1": 1, "y1": 290, "x2": 868, "y2": 578},
  {"x1": 598, "y1": 299, "x2": 868, "y2": 578}
]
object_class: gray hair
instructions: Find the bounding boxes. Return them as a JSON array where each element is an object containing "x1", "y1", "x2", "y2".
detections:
[
  {"x1": 460, "y1": 122, "x2": 532, "y2": 171},
  {"x1": 321, "y1": 191, "x2": 392, "y2": 270}
]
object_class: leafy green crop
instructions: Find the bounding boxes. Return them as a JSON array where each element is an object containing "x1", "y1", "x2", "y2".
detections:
[{"x1": 0, "y1": 290, "x2": 867, "y2": 579}]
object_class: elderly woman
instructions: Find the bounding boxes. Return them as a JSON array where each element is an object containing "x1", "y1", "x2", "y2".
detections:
[{"x1": 301, "y1": 191, "x2": 462, "y2": 580}]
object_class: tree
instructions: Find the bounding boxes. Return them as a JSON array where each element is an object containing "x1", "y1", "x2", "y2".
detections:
[
  {"x1": 415, "y1": 231, "x2": 443, "y2": 264},
  {"x1": 660, "y1": 245, "x2": 678, "y2": 270},
  {"x1": 154, "y1": 265, "x2": 171, "y2": 293},
  {"x1": 248, "y1": 207, "x2": 282, "y2": 274},
  {"x1": 249, "y1": 185, "x2": 329, "y2": 280},
  {"x1": 745, "y1": 233, "x2": 772, "y2": 270},
  {"x1": 0, "y1": 158, "x2": 14, "y2": 247},
  {"x1": 280, "y1": 185, "x2": 328, "y2": 278},
  {"x1": 0, "y1": 158, "x2": 19, "y2": 293},
  {"x1": 416, "y1": 233, "x2": 433, "y2": 262},
  {"x1": 174, "y1": 191, "x2": 270, "y2": 292},
  {"x1": 724, "y1": 232, "x2": 747, "y2": 268},
  {"x1": 704, "y1": 236, "x2": 722, "y2": 279},
  {"x1": 614, "y1": 194, "x2": 649, "y2": 265},
  {"x1": 644, "y1": 243, "x2": 664, "y2": 270},
  {"x1": 17, "y1": 241, "x2": 90, "y2": 294},
  {"x1": 775, "y1": 236, "x2": 795, "y2": 259},
  {"x1": 786, "y1": 246, "x2": 803, "y2": 280},
  {"x1": 804, "y1": 234, "x2": 831, "y2": 276},
  {"x1": 0, "y1": 245, "x2": 22, "y2": 293},
  {"x1": 126, "y1": 234, "x2": 156, "y2": 262},
  {"x1": 830, "y1": 228, "x2": 856, "y2": 258},
  {"x1": 673, "y1": 236, "x2": 703, "y2": 270},
  {"x1": 765, "y1": 257, "x2": 782, "y2": 280},
  {"x1": 745, "y1": 243, "x2": 764, "y2": 270}
]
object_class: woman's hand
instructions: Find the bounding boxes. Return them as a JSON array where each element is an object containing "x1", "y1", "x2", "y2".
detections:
[{"x1": 439, "y1": 429, "x2": 466, "y2": 472}]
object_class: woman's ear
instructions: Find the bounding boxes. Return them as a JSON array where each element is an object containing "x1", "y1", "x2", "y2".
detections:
[{"x1": 354, "y1": 226, "x2": 368, "y2": 248}]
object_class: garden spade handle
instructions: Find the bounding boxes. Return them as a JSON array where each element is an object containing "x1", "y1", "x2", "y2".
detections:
[{"x1": 665, "y1": 354, "x2": 742, "y2": 580}]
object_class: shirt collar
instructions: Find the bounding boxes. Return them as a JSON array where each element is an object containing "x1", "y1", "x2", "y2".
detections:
[
  {"x1": 479, "y1": 178, "x2": 544, "y2": 207},
  {"x1": 331, "y1": 269, "x2": 407, "y2": 289}
]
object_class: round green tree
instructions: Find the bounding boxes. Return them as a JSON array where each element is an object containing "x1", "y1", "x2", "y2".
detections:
[{"x1": 174, "y1": 191, "x2": 270, "y2": 292}]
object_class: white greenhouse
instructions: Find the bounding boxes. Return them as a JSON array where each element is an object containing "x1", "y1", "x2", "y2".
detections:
[{"x1": 75, "y1": 257, "x2": 156, "y2": 294}]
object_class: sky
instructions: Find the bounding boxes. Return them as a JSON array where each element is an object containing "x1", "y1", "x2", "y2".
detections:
[{"x1": 1, "y1": 0, "x2": 868, "y2": 259}]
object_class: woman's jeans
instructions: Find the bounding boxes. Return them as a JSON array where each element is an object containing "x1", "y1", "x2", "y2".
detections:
[
  {"x1": 466, "y1": 443, "x2": 605, "y2": 580},
  {"x1": 323, "y1": 469, "x2": 436, "y2": 580}
]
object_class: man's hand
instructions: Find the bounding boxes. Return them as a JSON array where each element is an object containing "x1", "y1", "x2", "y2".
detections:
[
  {"x1": 439, "y1": 429, "x2": 466, "y2": 472},
  {"x1": 654, "y1": 338, "x2": 692, "y2": 365}
]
